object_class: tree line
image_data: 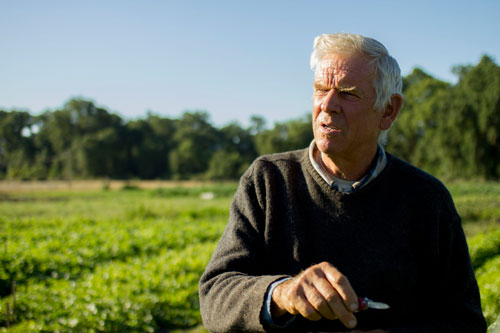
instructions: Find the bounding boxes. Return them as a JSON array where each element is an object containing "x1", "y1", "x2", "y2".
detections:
[
  {"x1": 0, "y1": 100, "x2": 313, "y2": 180},
  {"x1": 1, "y1": 55, "x2": 499, "y2": 181}
]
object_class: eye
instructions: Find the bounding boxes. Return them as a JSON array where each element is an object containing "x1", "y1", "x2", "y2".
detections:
[
  {"x1": 314, "y1": 89, "x2": 328, "y2": 95},
  {"x1": 340, "y1": 91, "x2": 359, "y2": 99}
]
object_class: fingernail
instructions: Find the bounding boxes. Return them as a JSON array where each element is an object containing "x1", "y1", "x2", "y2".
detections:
[
  {"x1": 348, "y1": 318, "x2": 357, "y2": 328},
  {"x1": 350, "y1": 303, "x2": 358, "y2": 312}
]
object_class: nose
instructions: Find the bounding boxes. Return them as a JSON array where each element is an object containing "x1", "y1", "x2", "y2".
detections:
[{"x1": 321, "y1": 89, "x2": 340, "y2": 114}]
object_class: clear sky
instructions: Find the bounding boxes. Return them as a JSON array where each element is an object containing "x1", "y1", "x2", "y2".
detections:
[{"x1": 2, "y1": 0, "x2": 499, "y2": 127}]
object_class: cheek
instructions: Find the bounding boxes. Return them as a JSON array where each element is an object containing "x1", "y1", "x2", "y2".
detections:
[
  {"x1": 312, "y1": 98, "x2": 322, "y2": 121},
  {"x1": 313, "y1": 95, "x2": 324, "y2": 107},
  {"x1": 312, "y1": 110, "x2": 322, "y2": 127}
]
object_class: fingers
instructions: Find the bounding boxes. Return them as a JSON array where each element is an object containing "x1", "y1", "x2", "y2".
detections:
[
  {"x1": 271, "y1": 262, "x2": 359, "y2": 329},
  {"x1": 300, "y1": 277, "x2": 336, "y2": 320},
  {"x1": 273, "y1": 278, "x2": 323, "y2": 321},
  {"x1": 315, "y1": 264, "x2": 358, "y2": 328},
  {"x1": 322, "y1": 263, "x2": 359, "y2": 312},
  {"x1": 289, "y1": 284, "x2": 323, "y2": 321}
]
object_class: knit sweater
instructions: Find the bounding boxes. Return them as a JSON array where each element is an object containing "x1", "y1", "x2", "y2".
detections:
[{"x1": 199, "y1": 149, "x2": 486, "y2": 332}]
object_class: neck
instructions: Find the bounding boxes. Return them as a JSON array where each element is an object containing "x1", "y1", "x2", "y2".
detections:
[{"x1": 319, "y1": 145, "x2": 378, "y2": 181}]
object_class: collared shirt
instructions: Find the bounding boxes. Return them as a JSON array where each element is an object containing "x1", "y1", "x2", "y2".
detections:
[{"x1": 308, "y1": 140, "x2": 387, "y2": 193}]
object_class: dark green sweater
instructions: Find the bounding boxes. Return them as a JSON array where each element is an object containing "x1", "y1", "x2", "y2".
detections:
[{"x1": 199, "y1": 149, "x2": 486, "y2": 332}]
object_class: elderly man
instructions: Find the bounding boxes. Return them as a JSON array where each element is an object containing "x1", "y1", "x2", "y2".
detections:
[{"x1": 199, "y1": 33, "x2": 486, "y2": 332}]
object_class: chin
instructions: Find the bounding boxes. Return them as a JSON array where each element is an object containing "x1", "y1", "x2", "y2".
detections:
[{"x1": 316, "y1": 138, "x2": 338, "y2": 155}]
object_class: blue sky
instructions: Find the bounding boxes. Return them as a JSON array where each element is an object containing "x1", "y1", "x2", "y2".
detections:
[{"x1": 2, "y1": 0, "x2": 499, "y2": 127}]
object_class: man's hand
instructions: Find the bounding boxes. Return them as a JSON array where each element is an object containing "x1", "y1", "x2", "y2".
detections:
[{"x1": 271, "y1": 262, "x2": 359, "y2": 329}]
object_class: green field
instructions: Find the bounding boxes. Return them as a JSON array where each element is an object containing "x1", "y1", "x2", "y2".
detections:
[{"x1": 1, "y1": 181, "x2": 499, "y2": 332}]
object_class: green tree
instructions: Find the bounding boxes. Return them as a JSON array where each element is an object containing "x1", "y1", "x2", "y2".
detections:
[
  {"x1": 205, "y1": 121, "x2": 257, "y2": 180},
  {"x1": 249, "y1": 115, "x2": 267, "y2": 135},
  {"x1": 388, "y1": 56, "x2": 500, "y2": 180},
  {"x1": 34, "y1": 98, "x2": 128, "y2": 179},
  {"x1": 386, "y1": 68, "x2": 450, "y2": 174},
  {"x1": 126, "y1": 114, "x2": 177, "y2": 179},
  {"x1": 206, "y1": 150, "x2": 244, "y2": 180},
  {"x1": 74, "y1": 127, "x2": 128, "y2": 178},
  {"x1": 0, "y1": 110, "x2": 35, "y2": 179},
  {"x1": 254, "y1": 114, "x2": 313, "y2": 155},
  {"x1": 439, "y1": 55, "x2": 500, "y2": 179},
  {"x1": 169, "y1": 112, "x2": 219, "y2": 179}
]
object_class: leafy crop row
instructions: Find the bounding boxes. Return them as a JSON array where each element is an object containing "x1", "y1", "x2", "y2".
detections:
[
  {"x1": 1, "y1": 184, "x2": 499, "y2": 331},
  {"x1": 468, "y1": 229, "x2": 500, "y2": 326},
  {"x1": 1, "y1": 214, "x2": 224, "y2": 297},
  {"x1": 1, "y1": 243, "x2": 216, "y2": 331},
  {"x1": 476, "y1": 255, "x2": 500, "y2": 326},
  {"x1": 469, "y1": 228, "x2": 500, "y2": 269}
]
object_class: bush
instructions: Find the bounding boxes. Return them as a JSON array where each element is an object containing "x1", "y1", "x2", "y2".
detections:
[
  {"x1": 468, "y1": 227, "x2": 500, "y2": 326},
  {"x1": 469, "y1": 228, "x2": 500, "y2": 269}
]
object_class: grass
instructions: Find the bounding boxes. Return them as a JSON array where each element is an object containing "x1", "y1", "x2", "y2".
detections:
[
  {"x1": 0, "y1": 180, "x2": 499, "y2": 331},
  {"x1": 0, "y1": 184, "x2": 235, "y2": 220},
  {"x1": 0, "y1": 183, "x2": 234, "y2": 332},
  {"x1": 447, "y1": 181, "x2": 500, "y2": 237}
]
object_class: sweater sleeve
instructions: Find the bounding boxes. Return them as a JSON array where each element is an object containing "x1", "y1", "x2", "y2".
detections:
[
  {"x1": 389, "y1": 188, "x2": 487, "y2": 333},
  {"x1": 198, "y1": 163, "x2": 289, "y2": 332}
]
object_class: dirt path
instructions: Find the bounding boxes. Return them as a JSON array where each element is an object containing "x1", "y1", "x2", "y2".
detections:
[{"x1": 0, "y1": 180, "x2": 219, "y2": 192}]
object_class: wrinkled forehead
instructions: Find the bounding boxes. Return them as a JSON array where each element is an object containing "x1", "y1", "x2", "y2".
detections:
[
  {"x1": 314, "y1": 53, "x2": 374, "y2": 82},
  {"x1": 314, "y1": 59, "x2": 348, "y2": 80}
]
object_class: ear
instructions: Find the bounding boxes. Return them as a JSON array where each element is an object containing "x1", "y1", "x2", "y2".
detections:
[{"x1": 380, "y1": 94, "x2": 403, "y2": 130}]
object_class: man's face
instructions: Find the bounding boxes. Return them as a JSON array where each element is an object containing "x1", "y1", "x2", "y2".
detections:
[{"x1": 312, "y1": 52, "x2": 383, "y2": 160}]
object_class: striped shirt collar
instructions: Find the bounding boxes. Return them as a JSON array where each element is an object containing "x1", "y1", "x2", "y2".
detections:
[{"x1": 308, "y1": 140, "x2": 387, "y2": 193}]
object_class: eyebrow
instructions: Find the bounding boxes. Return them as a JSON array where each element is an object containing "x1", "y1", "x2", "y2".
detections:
[{"x1": 313, "y1": 81, "x2": 359, "y2": 94}]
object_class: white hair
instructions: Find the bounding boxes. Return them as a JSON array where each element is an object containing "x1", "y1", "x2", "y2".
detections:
[{"x1": 310, "y1": 33, "x2": 403, "y2": 144}]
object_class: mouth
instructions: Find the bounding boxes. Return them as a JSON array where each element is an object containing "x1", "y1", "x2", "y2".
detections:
[{"x1": 320, "y1": 123, "x2": 341, "y2": 133}]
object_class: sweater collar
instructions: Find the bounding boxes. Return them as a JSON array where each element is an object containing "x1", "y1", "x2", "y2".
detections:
[{"x1": 308, "y1": 140, "x2": 387, "y2": 193}]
